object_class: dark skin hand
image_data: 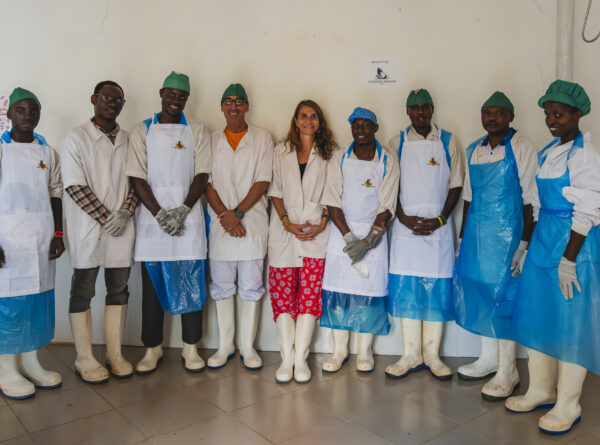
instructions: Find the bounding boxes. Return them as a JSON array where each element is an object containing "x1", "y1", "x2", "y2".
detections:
[
  {"x1": 49, "y1": 197, "x2": 65, "y2": 259},
  {"x1": 398, "y1": 187, "x2": 462, "y2": 235},
  {"x1": 205, "y1": 182, "x2": 270, "y2": 237},
  {"x1": 543, "y1": 101, "x2": 586, "y2": 261}
]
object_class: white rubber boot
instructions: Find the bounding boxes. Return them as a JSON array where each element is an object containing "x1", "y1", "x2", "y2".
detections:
[
  {"x1": 538, "y1": 361, "x2": 586, "y2": 434},
  {"x1": 422, "y1": 321, "x2": 452, "y2": 380},
  {"x1": 135, "y1": 345, "x2": 163, "y2": 374},
  {"x1": 482, "y1": 340, "x2": 520, "y2": 401},
  {"x1": 294, "y1": 314, "x2": 316, "y2": 383},
  {"x1": 385, "y1": 318, "x2": 424, "y2": 378},
  {"x1": 181, "y1": 342, "x2": 205, "y2": 372},
  {"x1": 239, "y1": 299, "x2": 262, "y2": 369},
  {"x1": 356, "y1": 333, "x2": 375, "y2": 372},
  {"x1": 207, "y1": 298, "x2": 236, "y2": 368},
  {"x1": 18, "y1": 350, "x2": 62, "y2": 389},
  {"x1": 275, "y1": 313, "x2": 295, "y2": 383},
  {"x1": 104, "y1": 305, "x2": 133, "y2": 378},
  {"x1": 70, "y1": 309, "x2": 109, "y2": 384},
  {"x1": 457, "y1": 336, "x2": 498, "y2": 380},
  {"x1": 322, "y1": 329, "x2": 350, "y2": 372},
  {"x1": 0, "y1": 354, "x2": 35, "y2": 399},
  {"x1": 506, "y1": 348, "x2": 557, "y2": 413}
]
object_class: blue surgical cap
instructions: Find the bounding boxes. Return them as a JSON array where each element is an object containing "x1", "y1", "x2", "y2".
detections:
[{"x1": 348, "y1": 107, "x2": 377, "y2": 125}]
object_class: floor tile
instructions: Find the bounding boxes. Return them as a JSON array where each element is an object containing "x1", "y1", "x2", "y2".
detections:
[
  {"x1": 0, "y1": 395, "x2": 6, "y2": 407},
  {"x1": 0, "y1": 436, "x2": 35, "y2": 445},
  {"x1": 0, "y1": 406, "x2": 27, "y2": 442},
  {"x1": 399, "y1": 378, "x2": 495, "y2": 423},
  {"x1": 281, "y1": 419, "x2": 391, "y2": 445},
  {"x1": 192, "y1": 371, "x2": 288, "y2": 412},
  {"x1": 10, "y1": 386, "x2": 112, "y2": 432},
  {"x1": 423, "y1": 425, "x2": 509, "y2": 444},
  {"x1": 465, "y1": 407, "x2": 573, "y2": 444},
  {"x1": 118, "y1": 388, "x2": 222, "y2": 437},
  {"x1": 347, "y1": 399, "x2": 459, "y2": 445},
  {"x1": 30, "y1": 411, "x2": 144, "y2": 445},
  {"x1": 565, "y1": 430, "x2": 600, "y2": 444},
  {"x1": 147, "y1": 413, "x2": 271, "y2": 445},
  {"x1": 92, "y1": 368, "x2": 183, "y2": 408},
  {"x1": 232, "y1": 391, "x2": 340, "y2": 443},
  {"x1": 299, "y1": 374, "x2": 401, "y2": 420}
]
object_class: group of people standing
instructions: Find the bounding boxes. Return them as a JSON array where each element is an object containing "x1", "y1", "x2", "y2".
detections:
[{"x1": 0, "y1": 71, "x2": 598, "y2": 436}]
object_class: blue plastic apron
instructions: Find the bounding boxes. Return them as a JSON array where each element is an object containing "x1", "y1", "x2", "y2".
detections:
[
  {"x1": 511, "y1": 133, "x2": 600, "y2": 374},
  {"x1": 453, "y1": 129, "x2": 523, "y2": 339}
]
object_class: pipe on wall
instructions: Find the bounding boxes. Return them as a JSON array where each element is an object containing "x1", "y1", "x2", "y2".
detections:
[{"x1": 556, "y1": 0, "x2": 575, "y2": 80}]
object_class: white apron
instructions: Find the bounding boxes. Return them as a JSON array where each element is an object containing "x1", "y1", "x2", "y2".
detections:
[
  {"x1": 322, "y1": 144, "x2": 388, "y2": 297},
  {"x1": 389, "y1": 125, "x2": 454, "y2": 278},
  {"x1": 0, "y1": 137, "x2": 55, "y2": 297},
  {"x1": 134, "y1": 114, "x2": 207, "y2": 261}
]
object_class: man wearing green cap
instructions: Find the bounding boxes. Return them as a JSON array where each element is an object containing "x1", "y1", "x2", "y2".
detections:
[
  {"x1": 453, "y1": 91, "x2": 537, "y2": 402},
  {"x1": 61, "y1": 80, "x2": 138, "y2": 383},
  {"x1": 507, "y1": 80, "x2": 600, "y2": 434},
  {"x1": 127, "y1": 71, "x2": 211, "y2": 374},
  {"x1": 0, "y1": 88, "x2": 64, "y2": 399},
  {"x1": 204, "y1": 83, "x2": 274, "y2": 370},
  {"x1": 385, "y1": 88, "x2": 464, "y2": 380}
]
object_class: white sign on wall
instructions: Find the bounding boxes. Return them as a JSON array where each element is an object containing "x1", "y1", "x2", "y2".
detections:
[
  {"x1": 0, "y1": 91, "x2": 11, "y2": 134},
  {"x1": 360, "y1": 57, "x2": 402, "y2": 88}
]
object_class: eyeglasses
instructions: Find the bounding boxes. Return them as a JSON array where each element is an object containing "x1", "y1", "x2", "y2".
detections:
[
  {"x1": 95, "y1": 94, "x2": 126, "y2": 105},
  {"x1": 222, "y1": 98, "x2": 246, "y2": 106}
]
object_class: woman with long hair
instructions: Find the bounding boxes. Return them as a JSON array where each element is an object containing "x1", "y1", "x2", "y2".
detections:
[{"x1": 267, "y1": 99, "x2": 336, "y2": 383}]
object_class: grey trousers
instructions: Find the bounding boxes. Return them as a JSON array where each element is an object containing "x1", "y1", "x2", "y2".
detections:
[{"x1": 69, "y1": 267, "x2": 131, "y2": 313}]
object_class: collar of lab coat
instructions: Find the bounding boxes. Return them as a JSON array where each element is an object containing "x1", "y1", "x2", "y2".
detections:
[
  {"x1": 85, "y1": 119, "x2": 126, "y2": 148},
  {"x1": 218, "y1": 123, "x2": 255, "y2": 151}
]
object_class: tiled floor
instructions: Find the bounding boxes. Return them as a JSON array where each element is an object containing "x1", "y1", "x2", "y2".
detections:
[{"x1": 1, "y1": 345, "x2": 599, "y2": 444}]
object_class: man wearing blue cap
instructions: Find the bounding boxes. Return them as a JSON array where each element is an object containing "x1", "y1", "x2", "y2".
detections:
[
  {"x1": 453, "y1": 91, "x2": 538, "y2": 401},
  {"x1": 385, "y1": 89, "x2": 464, "y2": 380},
  {"x1": 320, "y1": 107, "x2": 399, "y2": 372},
  {"x1": 127, "y1": 71, "x2": 212, "y2": 374},
  {"x1": 204, "y1": 83, "x2": 274, "y2": 370},
  {"x1": 0, "y1": 88, "x2": 64, "y2": 399}
]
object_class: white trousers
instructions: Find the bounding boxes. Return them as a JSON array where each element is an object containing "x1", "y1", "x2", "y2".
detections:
[{"x1": 209, "y1": 259, "x2": 265, "y2": 302}]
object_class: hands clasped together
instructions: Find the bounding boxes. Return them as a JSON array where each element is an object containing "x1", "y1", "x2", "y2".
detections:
[
  {"x1": 342, "y1": 226, "x2": 385, "y2": 264},
  {"x1": 154, "y1": 205, "x2": 191, "y2": 237}
]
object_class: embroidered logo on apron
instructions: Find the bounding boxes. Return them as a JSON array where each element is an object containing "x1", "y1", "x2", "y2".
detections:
[
  {"x1": 428, "y1": 157, "x2": 439, "y2": 166},
  {"x1": 362, "y1": 178, "x2": 374, "y2": 188},
  {"x1": 37, "y1": 160, "x2": 47, "y2": 170},
  {"x1": 174, "y1": 140, "x2": 185, "y2": 150}
]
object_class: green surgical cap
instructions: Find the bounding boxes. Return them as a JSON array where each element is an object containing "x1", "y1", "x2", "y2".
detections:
[
  {"x1": 406, "y1": 89, "x2": 433, "y2": 108},
  {"x1": 538, "y1": 80, "x2": 591, "y2": 116},
  {"x1": 162, "y1": 71, "x2": 190, "y2": 94},
  {"x1": 482, "y1": 91, "x2": 514, "y2": 113},
  {"x1": 9, "y1": 87, "x2": 40, "y2": 108},
  {"x1": 221, "y1": 83, "x2": 249, "y2": 105}
]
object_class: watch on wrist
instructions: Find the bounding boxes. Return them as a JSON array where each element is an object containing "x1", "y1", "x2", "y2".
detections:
[{"x1": 234, "y1": 207, "x2": 244, "y2": 219}]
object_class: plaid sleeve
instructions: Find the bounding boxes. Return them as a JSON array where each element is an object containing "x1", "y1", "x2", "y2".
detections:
[
  {"x1": 120, "y1": 187, "x2": 140, "y2": 215},
  {"x1": 65, "y1": 185, "x2": 111, "y2": 225}
]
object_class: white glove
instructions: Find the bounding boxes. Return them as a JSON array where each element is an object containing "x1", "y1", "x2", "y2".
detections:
[
  {"x1": 103, "y1": 209, "x2": 130, "y2": 237},
  {"x1": 163, "y1": 204, "x2": 191, "y2": 236},
  {"x1": 510, "y1": 240, "x2": 528, "y2": 277},
  {"x1": 557, "y1": 257, "x2": 581, "y2": 300},
  {"x1": 351, "y1": 259, "x2": 369, "y2": 278}
]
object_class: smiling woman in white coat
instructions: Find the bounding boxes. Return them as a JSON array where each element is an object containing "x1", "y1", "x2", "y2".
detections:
[{"x1": 268, "y1": 100, "x2": 336, "y2": 384}]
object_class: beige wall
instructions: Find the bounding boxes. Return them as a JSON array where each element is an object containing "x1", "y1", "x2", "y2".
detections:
[{"x1": 3, "y1": 0, "x2": 593, "y2": 356}]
